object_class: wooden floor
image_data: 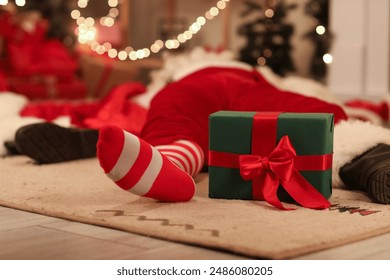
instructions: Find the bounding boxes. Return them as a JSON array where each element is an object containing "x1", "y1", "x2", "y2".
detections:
[{"x1": 2, "y1": 205, "x2": 390, "y2": 260}]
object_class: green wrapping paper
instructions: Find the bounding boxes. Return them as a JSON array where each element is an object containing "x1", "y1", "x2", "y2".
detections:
[{"x1": 208, "y1": 111, "x2": 334, "y2": 201}]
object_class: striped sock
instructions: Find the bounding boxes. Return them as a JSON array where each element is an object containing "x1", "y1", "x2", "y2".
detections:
[
  {"x1": 97, "y1": 125, "x2": 197, "y2": 202},
  {"x1": 156, "y1": 140, "x2": 204, "y2": 177}
]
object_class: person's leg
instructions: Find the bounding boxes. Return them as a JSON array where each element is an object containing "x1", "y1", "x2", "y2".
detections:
[
  {"x1": 155, "y1": 140, "x2": 204, "y2": 177},
  {"x1": 97, "y1": 68, "x2": 232, "y2": 202},
  {"x1": 97, "y1": 125, "x2": 204, "y2": 202},
  {"x1": 332, "y1": 120, "x2": 390, "y2": 204},
  {"x1": 340, "y1": 144, "x2": 390, "y2": 203},
  {"x1": 14, "y1": 122, "x2": 99, "y2": 163}
]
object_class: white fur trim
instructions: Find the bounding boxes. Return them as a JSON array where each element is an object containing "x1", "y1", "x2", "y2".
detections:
[
  {"x1": 256, "y1": 66, "x2": 342, "y2": 106},
  {"x1": 170, "y1": 48, "x2": 251, "y2": 81},
  {"x1": 172, "y1": 60, "x2": 252, "y2": 82},
  {"x1": 0, "y1": 92, "x2": 29, "y2": 119},
  {"x1": 343, "y1": 107, "x2": 384, "y2": 126},
  {"x1": 0, "y1": 115, "x2": 43, "y2": 155},
  {"x1": 52, "y1": 116, "x2": 71, "y2": 128},
  {"x1": 132, "y1": 47, "x2": 249, "y2": 109},
  {"x1": 257, "y1": 67, "x2": 387, "y2": 126},
  {"x1": 333, "y1": 120, "x2": 390, "y2": 187},
  {"x1": 0, "y1": 92, "x2": 71, "y2": 155},
  {"x1": 0, "y1": 93, "x2": 45, "y2": 155}
]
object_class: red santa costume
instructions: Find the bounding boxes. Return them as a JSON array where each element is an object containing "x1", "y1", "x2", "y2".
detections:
[
  {"x1": 96, "y1": 53, "x2": 390, "y2": 208},
  {"x1": 0, "y1": 71, "x2": 7, "y2": 91}
]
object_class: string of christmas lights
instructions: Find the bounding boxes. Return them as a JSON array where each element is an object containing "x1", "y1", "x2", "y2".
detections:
[
  {"x1": 314, "y1": 19, "x2": 333, "y2": 64},
  {"x1": 73, "y1": 0, "x2": 230, "y2": 60}
]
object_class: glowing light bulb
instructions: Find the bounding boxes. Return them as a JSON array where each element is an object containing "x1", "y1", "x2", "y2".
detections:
[
  {"x1": 190, "y1": 22, "x2": 201, "y2": 34},
  {"x1": 196, "y1": 16, "x2": 206, "y2": 26},
  {"x1": 265, "y1": 9, "x2": 274, "y2": 18},
  {"x1": 177, "y1": 34, "x2": 186, "y2": 43},
  {"x1": 108, "y1": 48, "x2": 118, "y2": 58},
  {"x1": 129, "y1": 51, "x2": 137, "y2": 60},
  {"x1": 150, "y1": 44, "x2": 160, "y2": 53},
  {"x1": 118, "y1": 51, "x2": 127, "y2": 60},
  {"x1": 210, "y1": 7, "x2": 219, "y2": 16},
  {"x1": 71, "y1": 10, "x2": 81, "y2": 19},
  {"x1": 217, "y1": 1, "x2": 226, "y2": 9},
  {"x1": 109, "y1": 8, "x2": 119, "y2": 17},
  {"x1": 15, "y1": 0, "x2": 26, "y2": 6},
  {"x1": 78, "y1": 0, "x2": 88, "y2": 8},
  {"x1": 316, "y1": 25, "x2": 326, "y2": 35},
  {"x1": 108, "y1": 0, "x2": 118, "y2": 7},
  {"x1": 323, "y1": 53, "x2": 333, "y2": 64},
  {"x1": 257, "y1": 57, "x2": 266, "y2": 66}
]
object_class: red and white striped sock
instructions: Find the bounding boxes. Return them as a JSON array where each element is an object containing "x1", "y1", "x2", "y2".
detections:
[
  {"x1": 155, "y1": 140, "x2": 204, "y2": 177},
  {"x1": 97, "y1": 125, "x2": 203, "y2": 202}
]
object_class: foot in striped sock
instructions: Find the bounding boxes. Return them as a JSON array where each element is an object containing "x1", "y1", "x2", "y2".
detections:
[
  {"x1": 97, "y1": 125, "x2": 198, "y2": 202},
  {"x1": 155, "y1": 140, "x2": 204, "y2": 177}
]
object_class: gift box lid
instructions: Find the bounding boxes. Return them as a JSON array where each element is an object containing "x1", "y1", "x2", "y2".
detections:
[{"x1": 209, "y1": 111, "x2": 334, "y2": 156}]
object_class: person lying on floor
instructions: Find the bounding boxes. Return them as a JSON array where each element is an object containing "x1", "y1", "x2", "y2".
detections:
[
  {"x1": 95, "y1": 61, "x2": 390, "y2": 207},
  {"x1": 4, "y1": 49, "x2": 390, "y2": 207}
]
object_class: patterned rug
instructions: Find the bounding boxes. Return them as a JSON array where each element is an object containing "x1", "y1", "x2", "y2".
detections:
[{"x1": 1, "y1": 156, "x2": 390, "y2": 259}]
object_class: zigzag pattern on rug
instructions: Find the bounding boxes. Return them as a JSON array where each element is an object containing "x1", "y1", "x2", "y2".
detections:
[{"x1": 95, "y1": 209, "x2": 220, "y2": 237}]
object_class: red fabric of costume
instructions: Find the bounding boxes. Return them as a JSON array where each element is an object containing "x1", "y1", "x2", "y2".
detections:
[
  {"x1": 0, "y1": 10, "x2": 86, "y2": 99},
  {"x1": 0, "y1": 11, "x2": 13, "y2": 38},
  {"x1": 141, "y1": 67, "x2": 348, "y2": 163},
  {"x1": 77, "y1": 82, "x2": 148, "y2": 135},
  {"x1": 7, "y1": 39, "x2": 77, "y2": 78},
  {"x1": 0, "y1": 10, "x2": 77, "y2": 78},
  {"x1": 20, "y1": 82, "x2": 148, "y2": 136},
  {"x1": 9, "y1": 76, "x2": 87, "y2": 100},
  {"x1": 345, "y1": 99, "x2": 389, "y2": 121},
  {"x1": 0, "y1": 71, "x2": 7, "y2": 91}
]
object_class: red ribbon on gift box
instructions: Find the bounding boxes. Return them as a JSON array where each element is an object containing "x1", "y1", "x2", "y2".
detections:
[{"x1": 209, "y1": 112, "x2": 332, "y2": 210}]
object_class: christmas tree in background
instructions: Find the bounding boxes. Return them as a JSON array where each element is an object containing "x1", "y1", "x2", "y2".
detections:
[
  {"x1": 20, "y1": 0, "x2": 74, "y2": 46},
  {"x1": 304, "y1": 0, "x2": 332, "y2": 81},
  {"x1": 238, "y1": 0, "x2": 297, "y2": 76}
]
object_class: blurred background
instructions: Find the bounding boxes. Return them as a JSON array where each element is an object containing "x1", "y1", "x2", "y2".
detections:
[{"x1": 0, "y1": 0, "x2": 389, "y2": 101}]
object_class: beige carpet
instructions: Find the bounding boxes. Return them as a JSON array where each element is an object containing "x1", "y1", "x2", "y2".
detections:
[{"x1": 2, "y1": 156, "x2": 390, "y2": 259}]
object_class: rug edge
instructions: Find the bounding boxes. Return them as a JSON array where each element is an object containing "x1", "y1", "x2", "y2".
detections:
[{"x1": 3, "y1": 198, "x2": 390, "y2": 260}]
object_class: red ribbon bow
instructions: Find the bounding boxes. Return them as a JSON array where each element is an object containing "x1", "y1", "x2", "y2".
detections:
[
  {"x1": 239, "y1": 135, "x2": 330, "y2": 210},
  {"x1": 239, "y1": 135, "x2": 296, "y2": 183}
]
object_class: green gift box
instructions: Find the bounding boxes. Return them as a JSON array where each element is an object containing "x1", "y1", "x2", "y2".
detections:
[{"x1": 208, "y1": 111, "x2": 334, "y2": 204}]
